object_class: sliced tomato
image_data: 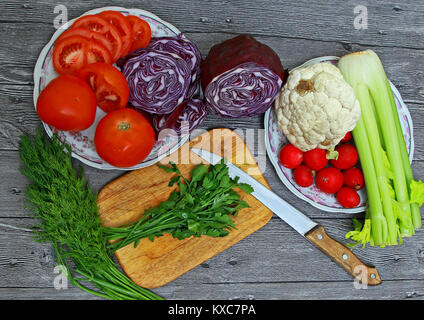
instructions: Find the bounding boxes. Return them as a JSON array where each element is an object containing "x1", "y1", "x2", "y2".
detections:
[
  {"x1": 98, "y1": 11, "x2": 133, "y2": 57},
  {"x1": 86, "y1": 41, "x2": 112, "y2": 64},
  {"x1": 77, "y1": 62, "x2": 129, "y2": 113},
  {"x1": 126, "y1": 15, "x2": 151, "y2": 53},
  {"x1": 53, "y1": 35, "x2": 88, "y2": 74},
  {"x1": 56, "y1": 27, "x2": 114, "y2": 58},
  {"x1": 72, "y1": 15, "x2": 123, "y2": 62}
]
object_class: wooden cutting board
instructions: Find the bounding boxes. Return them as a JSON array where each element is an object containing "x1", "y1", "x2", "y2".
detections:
[{"x1": 97, "y1": 128, "x2": 273, "y2": 288}]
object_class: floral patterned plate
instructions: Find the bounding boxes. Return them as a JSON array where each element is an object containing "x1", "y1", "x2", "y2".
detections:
[
  {"x1": 264, "y1": 56, "x2": 414, "y2": 213},
  {"x1": 33, "y1": 6, "x2": 191, "y2": 170}
]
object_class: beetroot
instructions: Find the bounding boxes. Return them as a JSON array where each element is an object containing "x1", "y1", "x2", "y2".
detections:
[{"x1": 201, "y1": 34, "x2": 285, "y2": 117}]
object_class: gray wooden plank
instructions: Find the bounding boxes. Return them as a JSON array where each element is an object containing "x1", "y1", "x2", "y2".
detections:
[
  {"x1": 1, "y1": 279, "x2": 424, "y2": 300},
  {"x1": 1, "y1": 0, "x2": 423, "y2": 50},
  {"x1": 1, "y1": 215, "x2": 423, "y2": 291}
]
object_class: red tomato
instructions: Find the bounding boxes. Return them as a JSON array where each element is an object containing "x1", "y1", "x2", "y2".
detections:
[
  {"x1": 36, "y1": 75, "x2": 97, "y2": 131},
  {"x1": 98, "y1": 11, "x2": 133, "y2": 57},
  {"x1": 343, "y1": 167, "x2": 365, "y2": 190},
  {"x1": 126, "y1": 15, "x2": 152, "y2": 52},
  {"x1": 279, "y1": 144, "x2": 303, "y2": 169},
  {"x1": 336, "y1": 187, "x2": 360, "y2": 208},
  {"x1": 77, "y1": 63, "x2": 129, "y2": 113},
  {"x1": 340, "y1": 131, "x2": 352, "y2": 143},
  {"x1": 293, "y1": 165, "x2": 314, "y2": 187},
  {"x1": 316, "y1": 167, "x2": 344, "y2": 194},
  {"x1": 72, "y1": 15, "x2": 123, "y2": 62},
  {"x1": 94, "y1": 108, "x2": 155, "y2": 167},
  {"x1": 53, "y1": 35, "x2": 111, "y2": 75},
  {"x1": 330, "y1": 144, "x2": 359, "y2": 170},
  {"x1": 56, "y1": 27, "x2": 114, "y2": 58},
  {"x1": 303, "y1": 148, "x2": 328, "y2": 171}
]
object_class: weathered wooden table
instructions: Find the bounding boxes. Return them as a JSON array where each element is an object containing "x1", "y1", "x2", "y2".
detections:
[{"x1": 1, "y1": 0, "x2": 423, "y2": 300}]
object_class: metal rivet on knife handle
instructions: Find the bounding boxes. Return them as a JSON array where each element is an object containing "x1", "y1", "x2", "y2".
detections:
[{"x1": 305, "y1": 225, "x2": 382, "y2": 286}]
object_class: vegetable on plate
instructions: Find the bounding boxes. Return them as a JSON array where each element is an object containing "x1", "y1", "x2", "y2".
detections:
[
  {"x1": 275, "y1": 62, "x2": 361, "y2": 151},
  {"x1": 71, "y1": 14, "x2": 123, "y2": 62},
  {"x1": 152, "y1": 98, "x2": 208, "y2": 135},
  {"x1": 330, "y1": 143, "x2": 358, "y2": 170},
  {"x1": 315, "y1": 167, "x2": 344, "y2": 194},
  {"x1": 279, "y1": 143, "x2": 303, "y2": 169},
  {"x1": 126, "y1": 15, "x2": 152, "y2": 52},
  {"x1": 36, "y1": 75, "x2": 97, "y2": 131},
  {"x1": 103, "y1": 161, "x2": 254, "y2": 252},
  {"x1": 77, "y1": 62, "x2": 129, "y2": 113},
  {"x1": 94, "y1": 108, "x2": 155, "y2": 167},
  {"x1": 293, "y1": 165, "x2": 314, "y2": 188},
  {"x1": 52, "y1": 35, "x2": 112, "y2": 75},
  {"x1": 201, "y1": 34, "x2": 285, "y2": 118},
  {"x1": 118, "y1": 35, "x2": 201, "y2": 114},
  {"x1": 303, "y1": 148, "x2": 328, "y2": 172},
  {"x1": 98, "y1": 10, "x2": 133, "y2": 57},
  {"x1": 338, "y1": 49, "x2": 423, "y2": 247}
]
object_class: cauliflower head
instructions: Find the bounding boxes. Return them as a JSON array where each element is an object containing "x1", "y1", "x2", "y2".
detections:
[{"x1": 275, "y1": 62, "x2": 361, "y2": 151}]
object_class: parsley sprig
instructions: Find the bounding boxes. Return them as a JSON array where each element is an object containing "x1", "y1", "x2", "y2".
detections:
[{"x1": 103, "y1": 161, "x2": 254, "y2": 252}]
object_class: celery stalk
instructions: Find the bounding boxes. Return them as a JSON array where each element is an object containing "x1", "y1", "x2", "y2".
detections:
[
  {"x1": 350, "y1": 111, "x2": 386, "y2": 245},
  {"x1": 338, "y1": 49, "x2": 422, "y2": 246},
  {"x1": 353, "y1": 83, "x2": 397, "y2": 245},
  {"x1": 385, "y1": 79, "x2": 422, "y2": 229}
]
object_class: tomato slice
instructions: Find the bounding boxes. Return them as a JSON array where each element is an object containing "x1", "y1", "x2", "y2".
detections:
[
  {"x1": 56, "y1": 27, "x2": 114, "y2": 58},
  {"x1": 86, "y1": 41, "x2": 112, "y2": 64},
  {"x1": 98, "y1": 11, "x2": 133, "y2": 57},
  {"x1": 77, "y1": 63, "x2": 129, "y2": 113},
  {"x1": 126, "y1": 15, "x2": 151, "y2": 53},
  {"x1": 53, "y1": 35, "x2": 88, "y2": 74},
  {"x1": 72, "y1": 15, "x2": 123, "y2": 62}
]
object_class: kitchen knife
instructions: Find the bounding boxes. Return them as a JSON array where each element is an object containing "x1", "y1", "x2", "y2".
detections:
[{"x1": 191, "y1": 148, "x2": 381, "y2": 286}]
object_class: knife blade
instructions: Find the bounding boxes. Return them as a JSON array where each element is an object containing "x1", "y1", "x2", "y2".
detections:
[{"x1": 190, "y1": 147, "x2": 382, "y2": 286}]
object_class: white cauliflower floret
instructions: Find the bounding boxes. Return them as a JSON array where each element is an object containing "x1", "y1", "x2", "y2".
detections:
[{"x1": 275, "y1": 62, "x2": 361, "y2": 151}]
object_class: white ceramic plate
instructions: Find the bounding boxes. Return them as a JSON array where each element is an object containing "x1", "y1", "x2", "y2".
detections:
[
  {"x1": 33, "y1": 6, "x2": 191, "y2": 170},
  {"x1": 265, "y1": 56, "x2": 414, "y2": 213}
]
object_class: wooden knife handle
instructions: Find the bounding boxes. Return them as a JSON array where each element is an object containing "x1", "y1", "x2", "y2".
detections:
[{"x1": 305, "y1": 225, "x2": 382, "y2": 286}]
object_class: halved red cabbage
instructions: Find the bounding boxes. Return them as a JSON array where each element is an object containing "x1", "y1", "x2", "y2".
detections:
[
  {"x1": 152, "y1": 98, "x2": 207, "y2": 135},
  {"x1": 121, "y1": 48, "x2": 191, "y2": 114},
  {"x1": 147, "y1": 35, "x2": 202, "y2": 99},
  {"x1": 201, "y1": 34, "x2": 285, "y2": 118}
]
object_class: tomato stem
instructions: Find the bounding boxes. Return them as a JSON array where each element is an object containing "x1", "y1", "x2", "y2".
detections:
[{"x1": 117, "y1": 121, "x2": 130, "y2": 131}]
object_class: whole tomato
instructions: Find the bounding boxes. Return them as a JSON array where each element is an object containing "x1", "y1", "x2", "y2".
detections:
[
  {"x1": 279, "y1": 144, "x2": 303, "y2": 169},
  {"x1": 94, "y1": 108, "x2": 155, "y2": 167},
  {"x1": 303, "y1": 148, "x2": 328, "y2": 171},
  {"x1": 330, "y1": 144, "x2": 358, "y2": 170},
  {"x1": 316, "y1": 167, "x2": 344, "y2": 194},
  {"x1": 36, "y1": 75, "x2": 97, "y2": 131}
]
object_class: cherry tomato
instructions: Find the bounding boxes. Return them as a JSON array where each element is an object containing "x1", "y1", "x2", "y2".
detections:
[
  {"x1": 343, "y1": 167, "x2": 365, "y2": 190},
  {"x1": 98, "y1": 11, "x2": 133, "y2": 57},
  {"x1": 336, "y1": 187, "x2": 360, "y2": 208},
  {"x1": 72, "y1": 15, "x2": 123, "y2": 62},
  {"x1": 36, "y1": 75, "x2": 97, "y2": 131},
  {"x1": 279, "y1": 144, "x2": 303, "y2": 169},
  {"x1": 77, "y1": 63, "x2": 129, "y2": 113},
  {"x1": 293, "y1": 165, "x2": 314, "y2": 187},
  {"x1": 340, "y1": 131, "x2": 352, "y2": 143},
  {"x1": 94, "y1": 108, "x2": 155, "y2": 167},
  {"x1": 316, "y1": 167, "x2": 344, "y2": 194},
  {"x1": 126, "y1": 15, "x2": 152, "y2": 52},
  {"x1": 56, "y1": 27, "x2": 114, "y2": 58},
  {"x1": 303, "y1": 148, "x2": 328, "y2": 171},
  {"x1": 53, "y1": 35, "x2": 111, "y2": 75},
  {"x1": 330, "y1": 144, "x2": 359, "y2": 170}
]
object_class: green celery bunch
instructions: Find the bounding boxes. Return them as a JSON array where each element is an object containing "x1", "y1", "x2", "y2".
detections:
[{"x1": 338, "y1": 50, "x2": 423, "y2": 247}]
